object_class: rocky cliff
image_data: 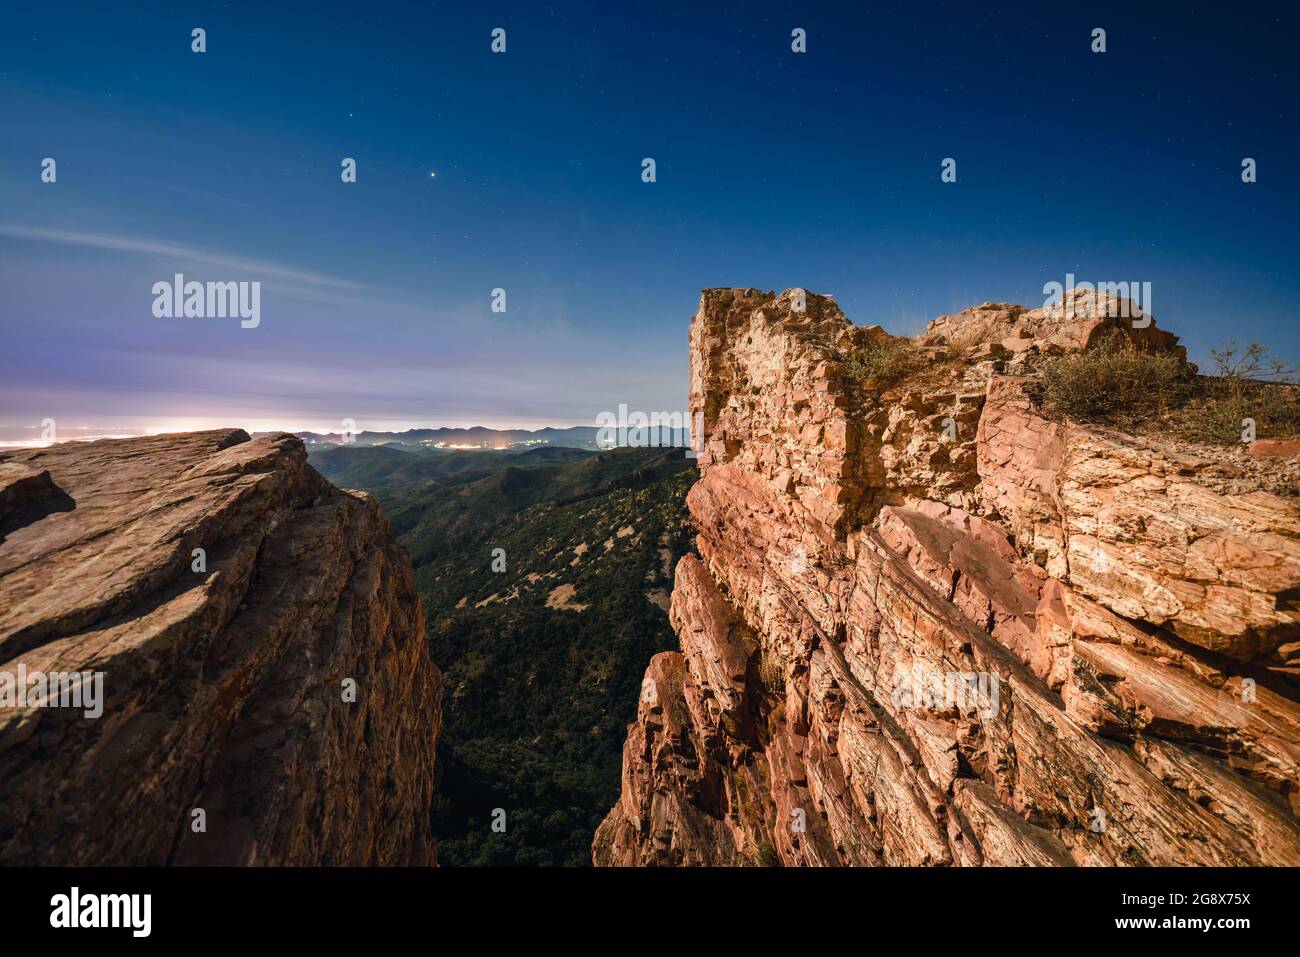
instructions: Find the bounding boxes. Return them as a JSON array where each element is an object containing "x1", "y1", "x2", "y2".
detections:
[
  {"x1": 594, "y1": 288, "x2": 1300, "y2": 866},
  {"x1": 0, "y1": 429, "x2": 442, "y2": 865}
]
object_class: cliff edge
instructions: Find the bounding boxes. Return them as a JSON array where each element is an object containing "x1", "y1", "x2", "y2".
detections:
[
  {"x1": 0, "y1": 429, "x2": 442, "y2": 865},
  {"x1": 594, "y1": 288, "x2": 1300, "y2": 866}
]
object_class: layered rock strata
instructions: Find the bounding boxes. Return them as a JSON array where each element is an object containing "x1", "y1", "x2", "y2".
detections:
[
  {"x1": 0, "y1": 429, "x2": 442, "y2": 865},
  {"x1": 594, "y1": 288, "x2": 1300, "y2": 866}
]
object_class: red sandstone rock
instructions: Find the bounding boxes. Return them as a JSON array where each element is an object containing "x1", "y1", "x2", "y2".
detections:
[
  {"x1": 919, "y1": 288, "x2": 1186, "y2": 360},
  {"x1": 1249, "y1": 439, "x2": 1300, "y2": 459},
  {"x1": 595, "y1": 288, "x2": 1300, "y2": 867},
  {"x1": 978, "y1": 377, "x2": 1300, "y2": 661},
  {"x1": 0, "y1": 430, "x2": 442, "y2": 865}
]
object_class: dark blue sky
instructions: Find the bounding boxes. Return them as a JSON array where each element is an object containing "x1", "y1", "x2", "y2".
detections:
[{"x1": 2, "y1": 1, "x2": 1297, "y2": 437}]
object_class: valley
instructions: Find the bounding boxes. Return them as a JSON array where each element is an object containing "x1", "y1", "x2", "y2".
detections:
[{"x1": 311, "y1": 441, "x2": 696, "y2": 865}]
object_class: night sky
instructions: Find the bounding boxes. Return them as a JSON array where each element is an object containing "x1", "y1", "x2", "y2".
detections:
[{"x1": 1, "y1": 2, "x2": 1297, "y2": 440}]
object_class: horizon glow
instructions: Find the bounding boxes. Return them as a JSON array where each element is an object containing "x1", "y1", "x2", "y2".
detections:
[{"x1": 2, "y1": 3, "x2": 1297, "y2": 433}]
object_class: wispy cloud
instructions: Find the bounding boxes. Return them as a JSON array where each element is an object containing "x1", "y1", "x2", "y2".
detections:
[{"x1": 0, "y1": 224, "x2": 371, "y2": 292}]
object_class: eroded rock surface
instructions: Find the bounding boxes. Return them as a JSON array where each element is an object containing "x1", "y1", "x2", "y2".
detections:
[
  {"x1": 0, "y1": 430, "x2": 442, "y2": 865},
  {"x1": 594, "y1": 287, "x2": 1300, "y2": 867}
]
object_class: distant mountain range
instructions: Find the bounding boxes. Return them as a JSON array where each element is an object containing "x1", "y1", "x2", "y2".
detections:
[
  {"x1": 309, "y1": 442, "x2": 598, "y2": 501},
  {"x1": 258, "y1": 426, "x2": 604, "y2": 450},
  {"x1": 258, "y1": 424, "x2": 695, "y2": 453}
]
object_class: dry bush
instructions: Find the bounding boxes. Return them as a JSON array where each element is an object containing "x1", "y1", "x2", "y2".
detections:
[
  {"x1": 757, "y1": 646, "x2": 785, "y2": 697},
  {"x1": 1035, "y1": 336, "x2": 1187, "y2": 428},
  {"x1": 1035, "y1": 336, "x2": 1299, "y2": 444},
  {"x1": 844, "y1": 338, "x2": 921, "y2": 390},
  {"x1": 1173, "y1": 347, "x2": 1299, "y2": 443}
]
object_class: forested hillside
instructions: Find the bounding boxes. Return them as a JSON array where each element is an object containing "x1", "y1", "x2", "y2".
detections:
[{"x1": 309, "y1": 442, "x2": 695, "y2": 865}]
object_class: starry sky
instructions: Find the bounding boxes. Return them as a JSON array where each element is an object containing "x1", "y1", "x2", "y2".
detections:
[{"x1": 1, "y1": 2, "x2": 1297, "y2": 440}]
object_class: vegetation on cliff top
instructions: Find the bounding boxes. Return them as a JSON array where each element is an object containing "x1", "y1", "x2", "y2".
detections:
[
  {"x1": 843, "y1": 338, "x2": 923, "y2": 389},
  {"x1": 840, "y1": 330, "x2": 1298, "y2": 447},
  {"x1": 1035, "y1": 336, "x2": 1299, "y2": 444}
]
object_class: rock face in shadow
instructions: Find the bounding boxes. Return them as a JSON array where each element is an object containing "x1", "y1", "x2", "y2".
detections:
[
  {"x1": 0, "y1": 429, "x2": 442, "y2": 865},
  {"x1": 594, "y1": 288, "x2": 1300, "y2": 867}
]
